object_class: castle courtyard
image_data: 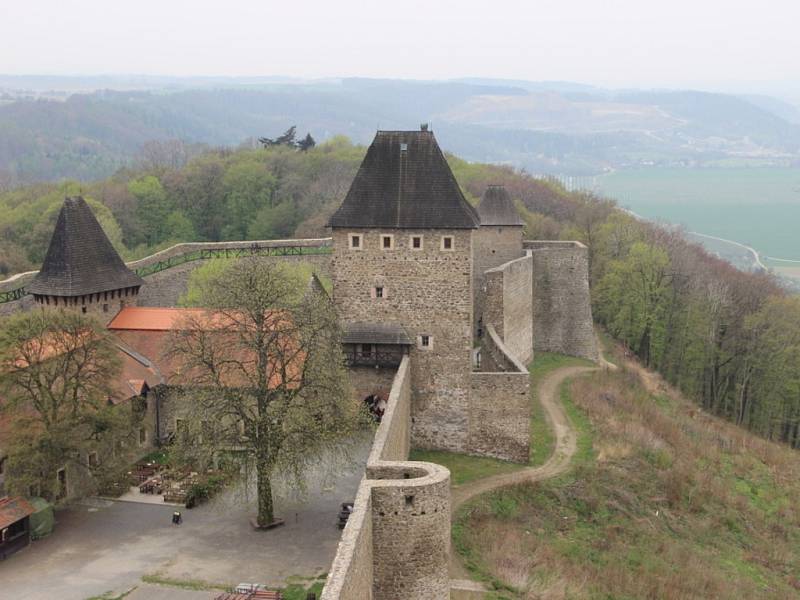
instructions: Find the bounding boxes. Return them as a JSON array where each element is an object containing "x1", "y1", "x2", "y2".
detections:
[{"x1": 0, "y1": 434, "x2": 370, "y2": 600}]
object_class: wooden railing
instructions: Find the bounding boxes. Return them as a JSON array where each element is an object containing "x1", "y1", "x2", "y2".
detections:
[{"x1": 343, "y1": 349, "x2": 405, "y2": 368}]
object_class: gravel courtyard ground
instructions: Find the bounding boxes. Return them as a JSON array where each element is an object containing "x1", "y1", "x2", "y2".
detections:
[{"x1": 0, "y1": 434, "x2": 370, "y2": 600}]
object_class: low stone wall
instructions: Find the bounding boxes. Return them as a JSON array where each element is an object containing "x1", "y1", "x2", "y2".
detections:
[
  {"x1": 322, "y1": 356, "x2": 451, "y2": 600},
  {"x1": 483, "y1": 254, "x2": 533, "y2": 365},
  {"x1": 468, "y1": 324, "x2": 531, "y2": 463},
  {"x1": 126, "y1": 237, "x2": 332, "y2": 270},
  {"x1": 525, "y1": 240, "x2": 598, "y2": 361}
]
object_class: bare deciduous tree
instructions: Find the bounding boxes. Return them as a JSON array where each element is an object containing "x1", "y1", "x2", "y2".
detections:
[{"x1": 166, "y1": 259, "x2": 360, "y2": 527}]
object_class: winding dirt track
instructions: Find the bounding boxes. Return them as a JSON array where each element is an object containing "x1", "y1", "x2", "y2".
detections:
[{"x1": 449, "y1": 364, "x2": 599, "y2": 588}]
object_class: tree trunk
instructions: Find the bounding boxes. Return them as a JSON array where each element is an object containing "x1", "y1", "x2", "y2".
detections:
[{"x1": 256, "y1": 457, "x2": 274, "y2": 527}]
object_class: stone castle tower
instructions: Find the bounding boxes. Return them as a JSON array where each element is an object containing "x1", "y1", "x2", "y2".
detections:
[
  {"x1": 473, "y1": 184, "x2": 524, "y2": 338},
  {"x1": 328, "y1": 129, "x2": 481, "y2": 453},
  {"x1": 27, "y1": 196, "x2": 143, "y2": 322}
]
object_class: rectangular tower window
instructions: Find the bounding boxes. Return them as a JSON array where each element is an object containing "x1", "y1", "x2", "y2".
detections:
[
  {"x1": 441, "y1": 236, "x2": 454, "y2": 251},
  {"x1": 411, "y1": 235, "x2": 423, "y2": 250},
  {"x1": 375, "y1": 286, "x2": 384, "y2": 298},
  {"x1": 349, "y1": 234, "x2": 362, "y2": 249},
  {"x1": 418, "y1": 334, "x2": 433, "y2": 350},
  {"x1": 382, "y1": 234, "x2": 394, "y2": 249}
]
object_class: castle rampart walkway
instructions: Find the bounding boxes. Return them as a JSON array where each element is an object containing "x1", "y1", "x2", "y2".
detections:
[{"x1": 0, "y1": 238, "x2": 332, "y2": 305}]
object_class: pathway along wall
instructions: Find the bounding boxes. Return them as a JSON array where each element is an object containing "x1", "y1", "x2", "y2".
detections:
[
  {"x1": 322, "y1": 356, "x2": 451, "y2": 600},
  {"x1": 525, "y1": 241, "x2": 598, "y2": 361}
]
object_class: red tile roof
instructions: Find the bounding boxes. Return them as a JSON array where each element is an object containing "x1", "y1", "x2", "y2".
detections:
[
  {"x1": 108, "y1": 307, "x2": 212, "y2": 331},
  {"x1": 0, "y1": 496, "x2": 35, "y2": 529},
  {"x1": 108, "y1": 307, "x2": 254, "y2": 331}
]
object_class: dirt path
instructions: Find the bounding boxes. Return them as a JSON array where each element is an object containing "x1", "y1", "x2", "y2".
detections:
[{"x1": 449, "y1": 364, "x2": 599, "y2": 586}]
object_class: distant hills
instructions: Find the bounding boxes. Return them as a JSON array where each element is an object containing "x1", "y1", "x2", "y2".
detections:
[{"x1": 2, "y1": 76, "x2": 800, "y2": 184}]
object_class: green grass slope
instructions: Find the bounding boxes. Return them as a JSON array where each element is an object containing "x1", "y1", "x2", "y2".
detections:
[{"x1": 454, "y1": 366, "x2": 800, "y2": 599}]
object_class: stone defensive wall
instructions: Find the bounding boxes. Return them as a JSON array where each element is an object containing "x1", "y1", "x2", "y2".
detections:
[
  {"x1": 0, "y1": 238, "x2": 333, "y2": 314},
  {"x1": 524, "y1": 240, "x2": 599, "y2": 361},
  {"x1": 482, "y1": 254, "x2": 534, "y2": 365},
  {"x1": 470, "y1": 324, "x2": 531, "y2": 463},
  {"x1": 322, "y1": 355, "x2": 452, "y2": 600}
]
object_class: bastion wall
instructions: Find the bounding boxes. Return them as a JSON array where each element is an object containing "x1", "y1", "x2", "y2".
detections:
[
  {"x1": 525, "y1": 240, "x2": 598, "y2": 361},
  {"x1": 482, "y1": 254, "x2": 534, "y2": 366},
  {"x1": 322, "y1": 355, "x2": 452, "y2": 600}
]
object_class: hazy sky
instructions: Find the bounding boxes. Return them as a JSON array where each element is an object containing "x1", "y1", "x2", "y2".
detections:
[{"x1": 2, "y1": 0, "x2": 798, "y2": 92}]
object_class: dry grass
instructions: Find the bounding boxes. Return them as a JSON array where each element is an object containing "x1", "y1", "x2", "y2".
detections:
[{"x1": 455, "y1": 365, "x2": 800, "y2": 599}]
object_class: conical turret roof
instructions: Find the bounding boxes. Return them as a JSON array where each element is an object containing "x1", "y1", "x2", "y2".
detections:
[
  {"x1": 27, "y1": 196, "x2": 143, "y2": 297},
  {"x1": 477, "y1": 185, "x2": 523, "y2": 226},
  {"x1": 328, "y1": 130, "x2": 479, "y2": 229}
]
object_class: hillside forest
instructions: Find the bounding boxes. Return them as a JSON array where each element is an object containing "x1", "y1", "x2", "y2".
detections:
[{"x1": 1, "y1": 135, "x2": 798, "y2": 451}]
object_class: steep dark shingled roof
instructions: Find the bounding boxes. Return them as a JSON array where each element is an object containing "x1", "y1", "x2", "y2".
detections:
[
  {"x1": 329, "y1": 130, "x2": 479, "y2": 229},
  {"x1": 27, "y1": 196, "x2": 144, "y2": 296},
  {"x1": 477, "y1": 185, "x2": 524, "y2": 226},
  {"x1": 343, "y1": 322, "x2": 412, "y2": 345}
]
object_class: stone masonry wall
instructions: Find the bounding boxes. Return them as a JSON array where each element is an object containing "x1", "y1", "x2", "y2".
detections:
[
  {"x1": 331, "y1": 228, "x2": 473, "y2": 455},
  {"x1": 322, "y1": 356, "x2": 451, "y2": 600},
  {"x1": 469, "y1": 325, "x2": 531, "y2": 463},
  {"x1": 137, "y1": 254, "x2": 331, "y2": 307},
  {"x1": 472, "y1": 225, "x2": 523, "y2": 338},
  {"x1": 347, "y1": 366, "x2": 398, "y2": 406},
  {"x1": 482, "y1": 254, "x2": 533, "y2": 366},
  {"x1": 525, "y1": 241, "x2": 598, "y2": 361}
]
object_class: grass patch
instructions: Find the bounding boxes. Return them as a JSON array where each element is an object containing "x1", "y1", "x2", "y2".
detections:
[
  {"x1": 409, "y1": 449, "x2": 523, "y2": 486},
  {"x1": 85, "y1": 591, "x2": 135, "y2": 600},
  {"x1": 529, "y1": 352, "x2": 594, "y2": 466},
  {"x1": 281, "y1": 574, "x2": 326, "y2": 600},
  {"x1": 140, "y1": 574, "x2": 229, "y2": 591},
  {"x1": 559, "y1": 380, "x2": 594, "y2": 468}
]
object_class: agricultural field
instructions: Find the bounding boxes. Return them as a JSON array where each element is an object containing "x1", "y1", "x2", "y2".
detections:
[{"x1": 597, "y1": 167, "x2": 800, "y2": 261}]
